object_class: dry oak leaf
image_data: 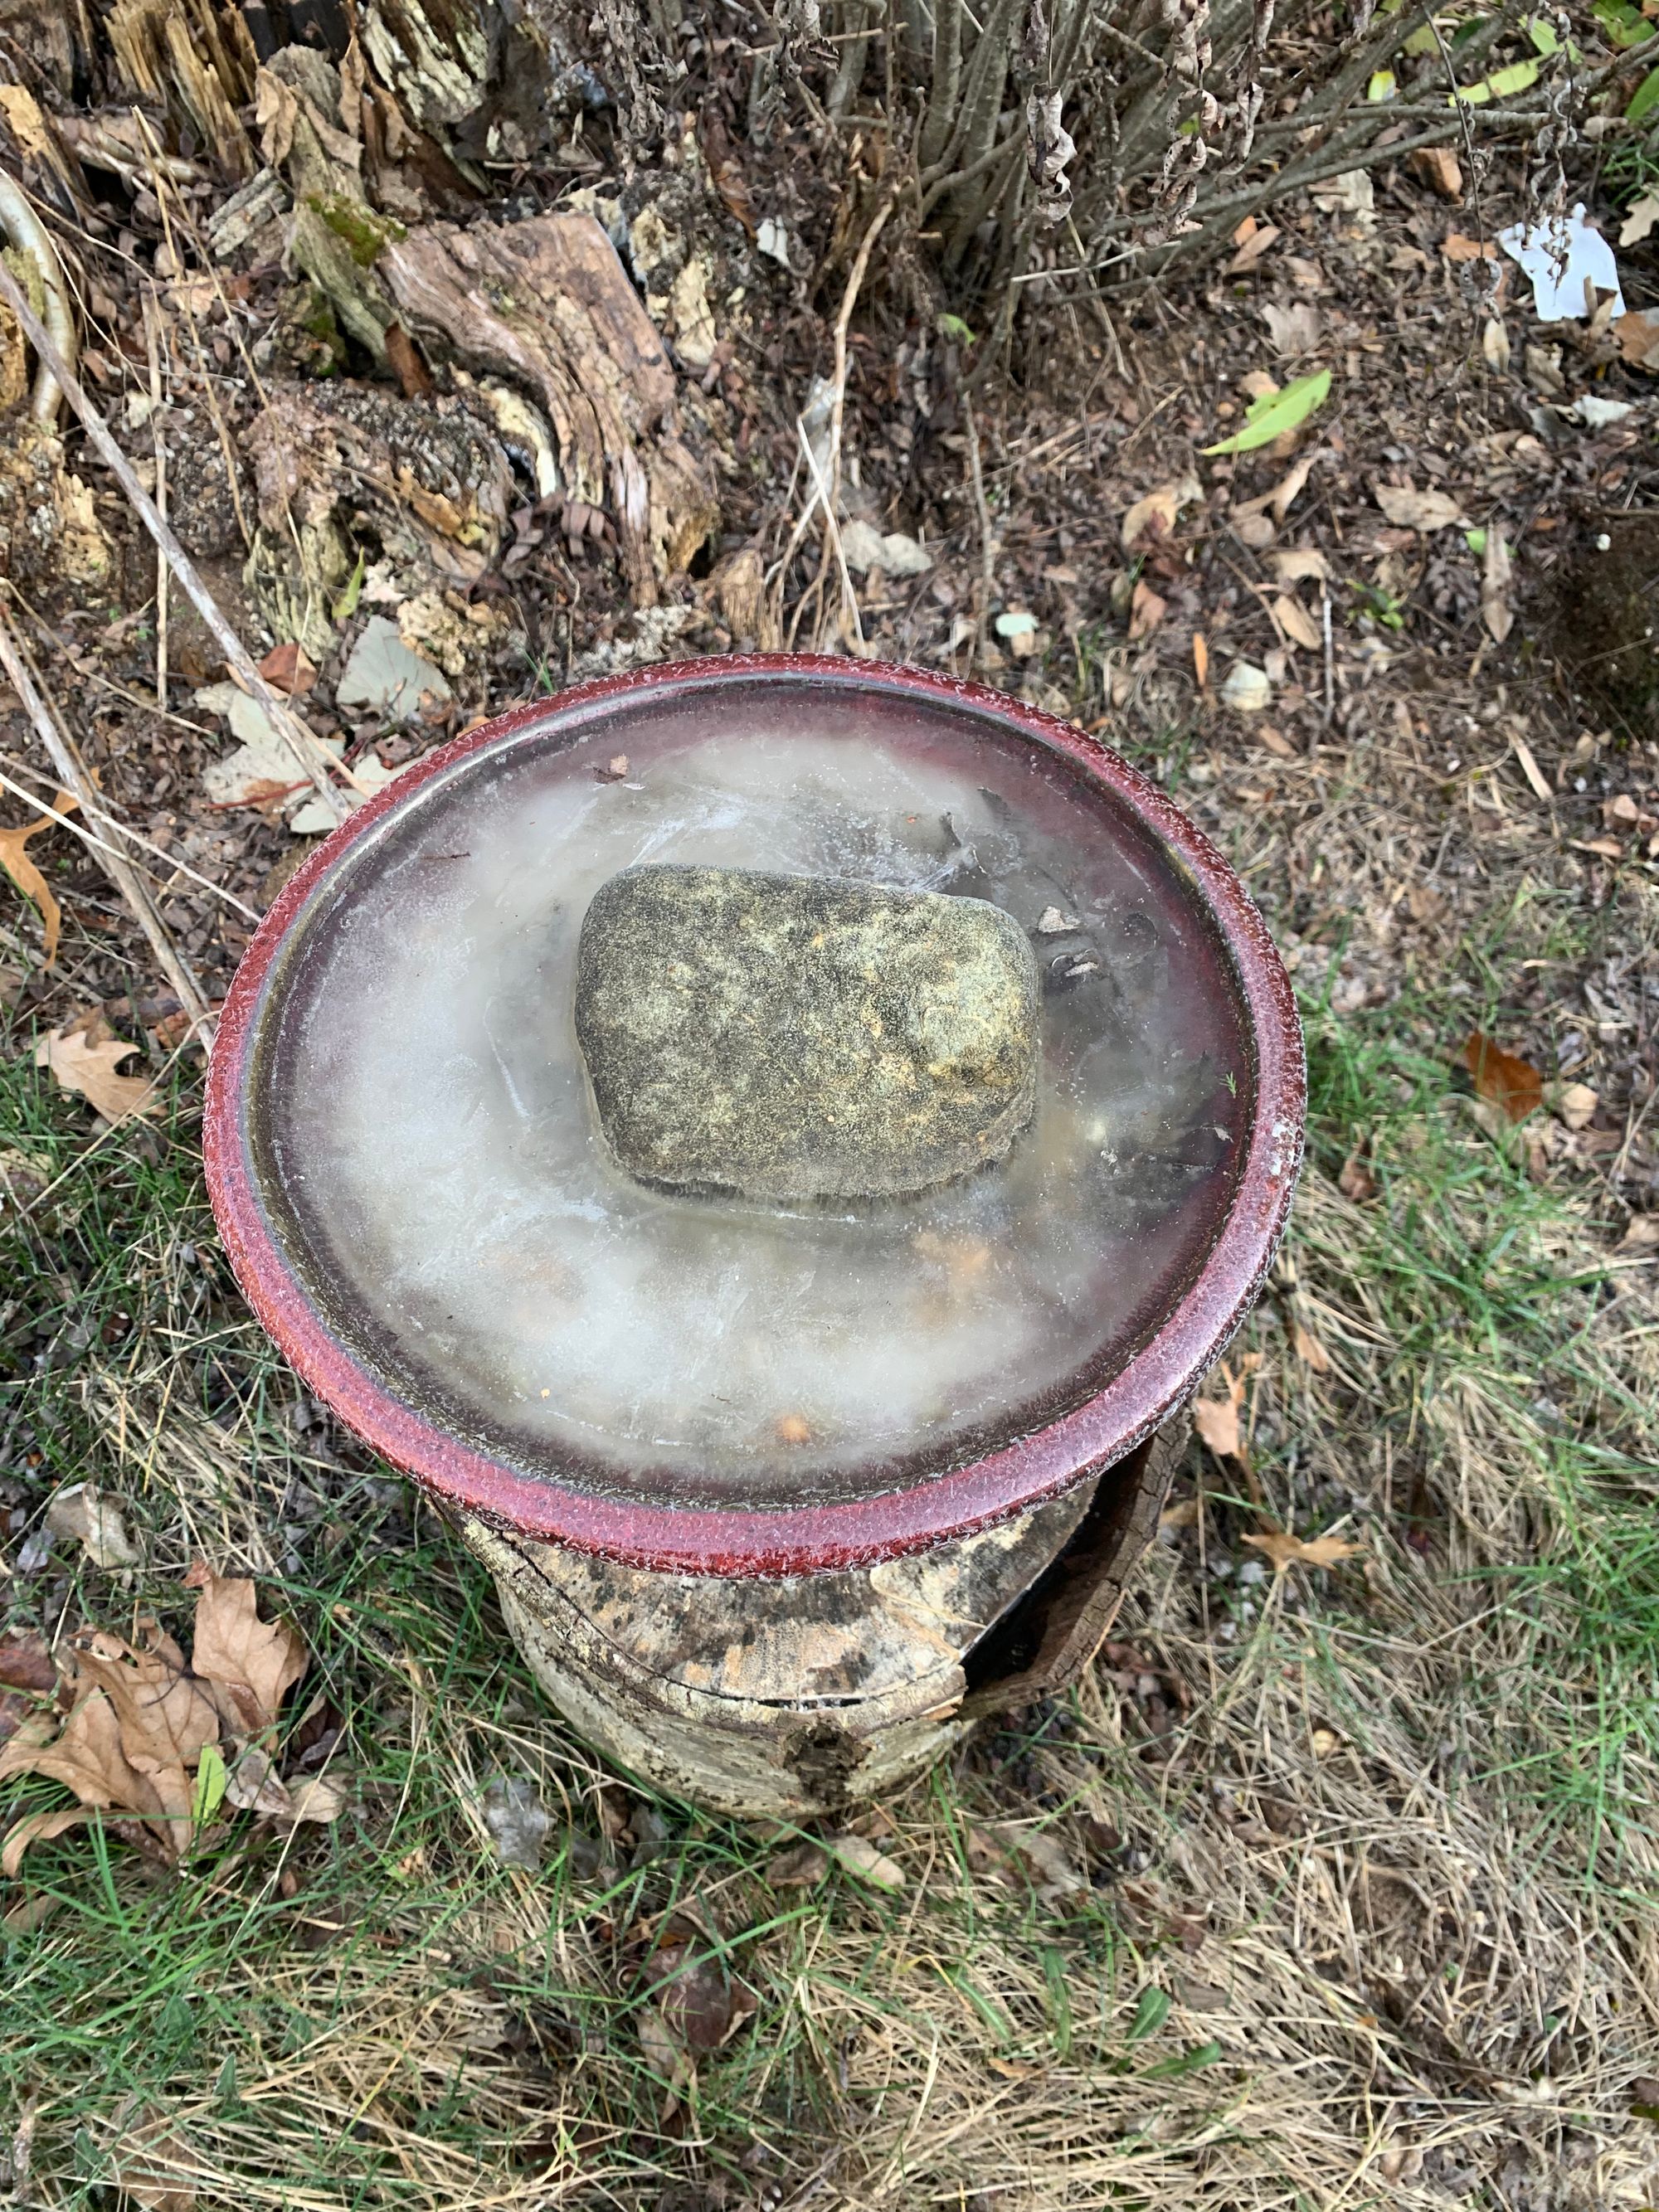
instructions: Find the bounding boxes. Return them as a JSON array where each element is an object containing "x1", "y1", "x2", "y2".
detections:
[
  {"x1": 1337, "y1": 1150, "x2": 1377, "y2": 1203},
  {"x1": 0, "y1": 1573, "x2": 319, "y2": 1870},
  {"x1": 766, "y1": 1840, "x2": 830, "y2": 1888},
  {"x1": 1373, "y1": 484, "x2": 1467, "y2": 532},
  {"x1": 34, "y1": 1011, "x2": 158, "y2": 1121},
  {"x1": 1128, "y1": 577, "x2": 1168, "y2": 641},
  {"x1": 183, "y1": 1561, "x2": 307, "y2": 1737},
  {"x1": 1272, "y1": 594, "x2": 1322, "y2": 652},
  {"x1": 1121, "y1": 475, "x2": 1199, "y2": 554},
  {"x1": 1242, "y1": 1529, "x2": 1364, "y2": 1573},
  {"x1": 1226, "y1": 220, "x2": 1280, "y2": 273},
  {"x1": 1617, "y1": 309, "x2": 1659, "y2": 373},
  {"x1": 0, "y1": 790, "x2": 76, "y2": 965},
  {"x1": 1408, "y1": 145, "x2": 1463, "y2": 201},
  {"x1": 46, "y1": 1481, "x2": 142, "y2": 1568},
  {"x1": 1465, "y1": 1031, "x2": 1542, "y2": 1123},
  {"x1": 1292, "y1": 1320, "x2": 1332, "y2": 1373},
  {"x1": 1191, "y1": 1373, "x2": 1245, "y2": 1461},
  {"x1": 0, "y1": 1623, "x2": 216, "y2": 1869},
  {"x1": 109, "y1": 2102, "x2": 197, "y2": 2212},
  {"x1": 825, "y1": 1833, "x2": 907, "y2": 1893}
]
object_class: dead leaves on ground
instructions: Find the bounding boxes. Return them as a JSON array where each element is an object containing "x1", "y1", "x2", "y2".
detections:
[
  {"x1": 1465, "y1": 1031, "x2": 1544, "y2": 1123},
  {"x1": 46, "y1": 1481, "x2": 142, "y2": 1568},
  {"x1": 0, "y1": 1563, "x2": 340, "y2": 1873},
  {"x1": 0, "y1": 790, "x2": 76, "y2": 965},
  {"x1": 33, "y1": 1008, "x2": 158, "y2": 1122},
  {"x1": 1241, "y1": 1528, "x2": 1365, "y2": 1573},
  {"x1": 766, "y1": 1830, "x2": 906, "y2": 1894},
  {"x1": 630, "y1": 1902, "x2": 759, "y2": 2117}
]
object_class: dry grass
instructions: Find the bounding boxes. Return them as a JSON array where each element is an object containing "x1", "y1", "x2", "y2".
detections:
[{"x1": 3, "y1": 996, "x2": 1657, "y2": 2210}]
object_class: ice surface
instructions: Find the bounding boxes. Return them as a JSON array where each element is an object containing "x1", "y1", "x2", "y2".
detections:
[{"x1": 255, "y1": 683, "x2": 1249, "y2": 1509}]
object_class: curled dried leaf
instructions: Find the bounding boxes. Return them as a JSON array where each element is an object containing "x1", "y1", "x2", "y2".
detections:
[{"x1": 1242, "y1": 1529, "x2": 1364, "y2": 1572}]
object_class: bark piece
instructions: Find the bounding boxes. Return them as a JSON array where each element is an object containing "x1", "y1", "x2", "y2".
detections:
[
  {"x1": 574, "y1": 864, "x2": 1040, "y2": 1203},
  {"x1": 382, "y1": 211, "x2": 718, "y2": 599}
]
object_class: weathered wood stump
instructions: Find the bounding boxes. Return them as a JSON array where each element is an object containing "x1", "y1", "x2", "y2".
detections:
[{"x1": 462, "y1": 1418, "x2": 1185, "y2": 1819}]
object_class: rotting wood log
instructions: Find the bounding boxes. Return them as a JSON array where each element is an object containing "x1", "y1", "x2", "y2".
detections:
[
  {"x1": 381, "y1": 211, "x2": 719, "y2": 601},
  {"x1": 460, "y1": 1417, "x2": 1186, "y2": 1820}
]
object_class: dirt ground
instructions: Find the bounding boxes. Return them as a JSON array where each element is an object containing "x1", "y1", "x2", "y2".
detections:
[{"x1": 2, "y1": 37, "x2": 1659, "y2": 2212}]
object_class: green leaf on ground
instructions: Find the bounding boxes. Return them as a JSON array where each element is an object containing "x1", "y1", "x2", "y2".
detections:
[
  {"x1": 1203, "y1": 369, "x2": 1331, "y2": 455},
  {"x1": 1450, "y1": 56, "x2": 1542, "y2": 100},
  {"x1": 1126, "y1": 1986, "x2": 1171, "y2": 2041},
  {"x1": 1593, "y1": 0, "x2": 1653, "y2": 48}
]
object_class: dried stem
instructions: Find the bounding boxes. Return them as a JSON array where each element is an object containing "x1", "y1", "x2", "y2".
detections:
[
  {"x1": 962, "y1": 397, "x2": 996, "y2": 676},
  {"x1": 0, "y1": 256, "x2": 354, "y2": 823},
  {"x1": 0, "y1": 601, "x2": 215, "y2": 1042}
]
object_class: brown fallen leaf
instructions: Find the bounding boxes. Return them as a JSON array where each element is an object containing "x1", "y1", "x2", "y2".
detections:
[
  {"x1": 46, "y1": 1482, "x2": 142, "y2": 1568},
  {"x1": 1191, "y1": 1369, "x2": 1245, "y2": 1461},
  {"x1": 1571, "y1": 835, "x2": 1624, "y2": 862},
  {"x1": 1443, "y1": 231, "x2": 1495, "y2": 261},
  {"x1": 0, "y1": 1633, "x2": 55, "y2": 1694},
  {"x1": 1337, "y1": 1150, "x2": 1377, "y2": 1203},
  {"x1": 766, "y1": 1840, "x2": 830, "y2": 1888},
  {"x1": 1121, "y1": 475, "x2": 1199, "y2": 554},
  {"x1": 1552, "y1": 1082, "x2": 1598, "y2": 1132},
  {"x1": 1408, "y1": 145, "x2": 1462, "y2": 201},
  {"x1": 1226, "y1": 219, "x2": 1280, "y2": 273},
  {"x1": 1272, "y1": 594, "x2": 1322, "y2": 652},
  {"x1": 1465, "y1": 1032, "x2": 1542, "y2": 1123},
  {"x1": 1373, "y1": 484, "x2": 1467, "y2": 532},
  {"x1": 1192, "y1": 630, "x2": 1209, "y2": 689},
  {"x1": 183, "y1": 1561, "x2": 307, "y2": 1737},
  {"x1": 1270, "y1": 547, "x2": 1331, "y2": 586},
  {"x1": 255, "y1": 640, "x2": 318, "y2": 697},
  {"x1": 1617, "y1": 309, "x2": 1659, "y2": 373},
  {"x1": 0, "y1": 790, "x2": 76, "y2": 966},
  {"x1": 1481, "y1": 527, "x2": 1513, "y2": 644},
  {"x1": 1621, "y1": 1216, "x2": 1659, "y2": 1252},
  {"x1": 1259, "y1": 300, "x2": 1321, "y2": 357},
  {"x1": 110, "y1": 2105, "x2": 197, "y2": 2212},
  {"x1": 638, "y1": 1909, "x2": 759, "y2": 2056},
  {"x1": 979, "y1": 1821, "x2": 1086, "y2": 1904},
  {"x1": 34, "y1": 1011, "x2": 158, "y2": 1122},
  {"x1": 0, "y1": 1568, "x2": 321, "y2": 1870},
  {"x1": 1242, "y1": 1529, "x2": 1365, "y2": 1573},
  {"x1": 1292, "y1": 1320, "x2": 1332, "y2": 1373},
  {"x1": 825, "y1": 1833, "x2": 906, "y2": 1893},
  {"x1": 1128, "y1": 577, "x2": 1168, "y2": 641},
  {"x1": 225, "y1": 1748, "x2": 348, "y2": 1824}
]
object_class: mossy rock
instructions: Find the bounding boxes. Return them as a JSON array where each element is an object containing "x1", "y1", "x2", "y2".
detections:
[{"x1": 574, "y1": 864, "x2": 1041, "y2": 1203}]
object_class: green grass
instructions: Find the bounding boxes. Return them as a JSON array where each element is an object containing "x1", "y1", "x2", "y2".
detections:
[
  {"x1": 2, "y1": 945, "x2": 1657, "y2": 2206},
  {"x1": 1294, "y1": 988, "x2": 1659, "y2": 1877}
]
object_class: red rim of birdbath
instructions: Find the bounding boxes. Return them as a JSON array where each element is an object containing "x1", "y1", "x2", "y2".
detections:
[{"x1": 205, "y1": 655, "x2": 1305, "y2": 1577}]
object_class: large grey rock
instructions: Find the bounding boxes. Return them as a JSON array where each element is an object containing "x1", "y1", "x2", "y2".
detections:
[{"x1": 574, "y1": 864, "x2": 1040, "y2": 1201}]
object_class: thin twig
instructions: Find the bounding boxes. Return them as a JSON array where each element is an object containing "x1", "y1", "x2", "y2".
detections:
[
  {"x1": 962, "y1": 398, "x2": 995, "y2": 678},
  {"x1": 0, "y1": 602, "x2": 215, "y2": 1041},
  {"x1": 795, "y1": 421, "x2": 867, "y2": 657},
  {"x1": 768, "y1": 177, "x2": 902, "y2": 643},
  {"x1": 0, "y1": 751, "x2": 259, "y2": 923},
  {"x1": 142, "y1": 286, "x2": 168, "y2": 709},
  {"x1": 0, "y1": 255, "x2": 354, "y2": 823}
]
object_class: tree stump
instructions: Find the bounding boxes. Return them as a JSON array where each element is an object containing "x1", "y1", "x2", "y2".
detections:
[{"x1": 460, "y1": 1417, "x2": 1185, "y2": 1818}]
